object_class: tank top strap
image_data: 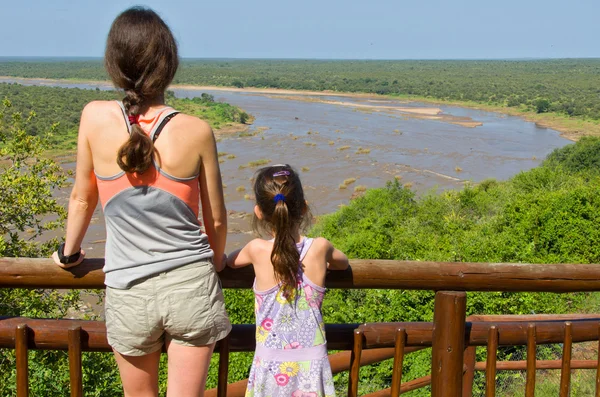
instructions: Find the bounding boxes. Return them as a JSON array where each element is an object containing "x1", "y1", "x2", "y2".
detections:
[
  {"x1": 150, "y1": 109, "x2": 180, "y2": 143},
  {"x1": 115, "y1": 101, "x2": 179, "y2": 140},
  {"x1": 116, "y1": 101, "x2": 132, "y2": 134},
  {"x1": 298, "y1": 237, "x2": 314, "y2": 261}
]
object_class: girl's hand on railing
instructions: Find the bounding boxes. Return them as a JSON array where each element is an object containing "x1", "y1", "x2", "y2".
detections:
[{"x1": 51, "y1": 249, "x2": 86, "y2": 269}]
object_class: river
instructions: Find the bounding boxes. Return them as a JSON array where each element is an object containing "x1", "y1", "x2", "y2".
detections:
[{"x1": 1, "y1": 78, "x2": 571, "y2": 254}]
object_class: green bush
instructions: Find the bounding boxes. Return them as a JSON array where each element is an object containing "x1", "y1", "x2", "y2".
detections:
[{"x1": 544, "y1": 136, "x2": 600, "y2": 174}]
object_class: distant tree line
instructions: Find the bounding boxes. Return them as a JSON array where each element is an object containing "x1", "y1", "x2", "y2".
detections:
[
  {"x1": 1, "y1": 58, "x2": 600, "y2": 119},
  {"x1": 0, "y1": 83, "x2": 249, "y2": 149}
]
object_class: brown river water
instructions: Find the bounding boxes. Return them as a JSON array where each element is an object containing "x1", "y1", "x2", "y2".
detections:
[{"x1": 1, "y1": 78, "x2": 570, "y2": 256}]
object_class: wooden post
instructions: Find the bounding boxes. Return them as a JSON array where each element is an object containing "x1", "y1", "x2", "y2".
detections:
[
  {"x1": 462, "y1": 346, "x2": 477, "y2": 397},
  {"x1": 525, "y1": 324, "x2": 537, "y2": 397},
  {"x1": 559, "y1": 322, "x2": 572, "y2": 397},
  {"x1": 390, "y1": 328, "x2": 406, "y2": 397},
  {"x1": 485, "y1": 326, "x2": 498, "y2": 397},
  {"x1": 15, "y1": 324, "x2": 29, "y2": 397},
  {"x1": 217, "y1": 335, "x2": 230, "y2": 397},
  {"x1": 596, "y1": 323, "x2": 600, "y2": 397},
  {"x1": 431, "y1": 291, "x2": 467, "y2": 397},
  {"x1": 67, "y1": 327, "x2": 83, "y2": 397},
  {"x1": 348, "y1": 329, "x2": 364, "y2": 397}
]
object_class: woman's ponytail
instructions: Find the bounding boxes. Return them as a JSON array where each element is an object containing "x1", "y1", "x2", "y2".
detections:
[
  {"x1": 104, "y1": 6, "x2": 179, "y2": 174},
  {"x1": 116, "y1": 90, "x2": 154, "y2": 173}
]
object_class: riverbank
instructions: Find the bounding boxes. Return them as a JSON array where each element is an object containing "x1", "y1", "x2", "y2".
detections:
[
  {"x1": 388, "y1": 95, "x2": 600, "y2": 142},
  {"x1": 2, "y1": 75, "x2": 593, "y2": 141},
  {"x1": 181, "y1": 85, "x2": 598, "y2": 141}
]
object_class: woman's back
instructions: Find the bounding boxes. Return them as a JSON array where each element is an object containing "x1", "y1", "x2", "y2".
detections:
[
  {"x1": 85, "y1": 100, "x2": 212, "y2": 180},
  {"x1": 84, "y1": 100, "x2": 220, "y2": 289}
]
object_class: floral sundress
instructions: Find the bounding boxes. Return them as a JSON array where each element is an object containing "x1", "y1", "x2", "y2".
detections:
[{"x1": 245, "y1": 238, "x2": 335, "y2": 397}]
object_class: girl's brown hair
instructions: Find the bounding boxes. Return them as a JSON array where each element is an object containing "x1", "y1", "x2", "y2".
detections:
[
  {"x1": 105, "y1": 7, "x2": 179, "y2": 173},
  {"x1": 253, "y1": 165, "x2": 311, "y2": 295}
]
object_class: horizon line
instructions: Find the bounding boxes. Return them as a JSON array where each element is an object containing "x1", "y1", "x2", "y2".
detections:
[{"x1": 1, "y1": 56, "x2": 600, "y2": 62}]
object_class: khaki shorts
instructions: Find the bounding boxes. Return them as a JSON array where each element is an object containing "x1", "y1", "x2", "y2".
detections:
[{"x1": 105, "y1": 260, "x2": 231, "y2": 356}]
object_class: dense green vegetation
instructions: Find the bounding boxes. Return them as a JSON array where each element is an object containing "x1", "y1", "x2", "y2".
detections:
[
  {"x1": 0, "y1": 83, "x2": 249, "y2": 150},
  {"x1": 2, "y1": 58, "x2": 600, "y2": 121}
]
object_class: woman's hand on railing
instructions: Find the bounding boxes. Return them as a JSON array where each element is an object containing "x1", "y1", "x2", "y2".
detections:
[
  {"x1": 213, "y1": 253, "x2": 227, "y2": 272},
  {"x1": 51, "y1": 249, "x2": 86, "y2": 269}
]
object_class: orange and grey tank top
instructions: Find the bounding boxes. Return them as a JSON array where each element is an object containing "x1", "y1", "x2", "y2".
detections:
[{"x1": 96, "y1": 101, "x2": 213, "y2": 289}]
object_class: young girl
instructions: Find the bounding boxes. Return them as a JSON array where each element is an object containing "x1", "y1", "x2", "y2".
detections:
[{"x1": 228, "y1": 164, "x2": 349, "y2": 397}]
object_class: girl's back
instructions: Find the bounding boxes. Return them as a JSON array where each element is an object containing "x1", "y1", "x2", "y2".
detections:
[
  {"x1": 254, "y1": 237, "x2": 328, "y2": 352},
  {"x1": 242, "y1": 237, "x2": 336, "y2": 397}
]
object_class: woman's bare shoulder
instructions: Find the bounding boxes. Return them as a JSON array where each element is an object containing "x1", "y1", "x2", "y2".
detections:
[
  {"x1": 81, "y1": 100, "x2": 122, "y2": 125},
  {"x1": 169, "y1": 113, "x2": 213, "y2": 139}
]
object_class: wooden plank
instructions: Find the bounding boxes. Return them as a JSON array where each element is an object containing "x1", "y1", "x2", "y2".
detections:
[
  {"x1": 67, "y1": 327, "x2": 83, "y2": 397},
  {"x1": 15, "y1": 324, "x2": 28, "y2": 397},
  {"x1": 6, "y1": 316, "x2": 600, "y2": 354},
  {"x1": 348, "y1": 329, "x2": 364, "y2": 397},
  {"x1": 5, "y1": 257, "x2": 600, "y2": 291},
  {"x1": 362, "y1": 375, "x2": 432, "y2": 396},
  {"x1": 475, "y1": 359, "x2": 597, "y2": 371},
  {"x1": 390, "y1": 328, "x2": 406, "y2": 397},
  {"x1": 486, "y1": 326, "x2": 498, "y2": 397},
  {"x1": 431, "y1": 291, "x2": 467, "y2": 397}
]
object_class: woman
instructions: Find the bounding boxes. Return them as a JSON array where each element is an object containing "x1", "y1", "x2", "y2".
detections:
[{"x1": 52, "y1": 7, "x2": 231, "y2": 396}]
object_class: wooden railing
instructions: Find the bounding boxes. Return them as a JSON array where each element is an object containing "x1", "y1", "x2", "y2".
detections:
[{"x1": 2, "y1": 257, "x2": 600, "y2": 396}]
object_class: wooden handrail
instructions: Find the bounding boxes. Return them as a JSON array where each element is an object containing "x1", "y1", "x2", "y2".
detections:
[
  {"x1": 4, "y1": 257, "x2": 600, "y2": 396},
  {"x1": 361, "y1": 318, "x2": 600, "y2": 348},
  {"x1": 4, "y1": 257, "x2": 600, "y2": 291},
  {"x1": 0, "y1": 318, "x2": 359, "y2": 352}
]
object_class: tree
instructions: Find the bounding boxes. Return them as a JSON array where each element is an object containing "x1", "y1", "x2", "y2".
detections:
[
  {"x1": 534, "y1": 98, "x2": 551, "y2": 113},
  {"x1": 0, "y1": 99, "x2": 66, "y2": 258}
]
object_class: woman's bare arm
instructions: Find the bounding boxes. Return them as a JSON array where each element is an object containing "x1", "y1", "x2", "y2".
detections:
[
  {"x1": 53, "y1": 103, "x2": 100, "y2": 268},
  {"x1": 197, "y1": 120, "x2": 227, "y2": 272}
]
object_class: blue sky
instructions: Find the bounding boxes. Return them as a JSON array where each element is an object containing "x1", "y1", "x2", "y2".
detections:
[{"x1": 0, "y1": 0, "x2": 598, "y2": 59}]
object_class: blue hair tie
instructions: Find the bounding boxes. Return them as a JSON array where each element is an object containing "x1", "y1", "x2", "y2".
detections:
[{"x1": 274, "y1": 193, "x2": 285, "y2": 203}]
